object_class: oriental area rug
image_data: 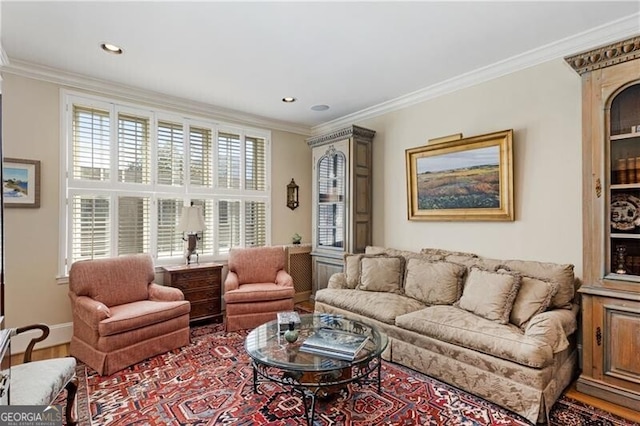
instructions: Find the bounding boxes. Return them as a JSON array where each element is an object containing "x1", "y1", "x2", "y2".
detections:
[{"x1": 58, "y1": 323, "x2": 638, "y2": 426}]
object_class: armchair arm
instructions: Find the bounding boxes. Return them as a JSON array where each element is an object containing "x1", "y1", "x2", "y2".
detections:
[
  {"x1": 12, "y1": 324, "x2": 49, "y2": 363},
  {"x1": 224, "y1": 271, "x2": 240, "y2": 293},
  {"x1": 327, "y1": 273, "x2": 349, "y2": 289},
  {"x1": 275, "y1": 270, "x2": 293, "y2": 287},
  {"x1": 525, "y1": 307, "x2": 578, "y2": 353},
  {"x1": 70, "y1": 293, "x2": 111, "y2": 329},
  {"x1": 148, "y1": 283, "x2": 184, "y2": 301}
]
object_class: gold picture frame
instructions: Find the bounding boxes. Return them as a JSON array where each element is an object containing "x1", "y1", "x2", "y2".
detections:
[
  {"x1": 2, "y1": 157, "x2": 41, "y2": 208},
  {"x1": 406, "y1": 129, "x2": 514, "y2": 221}
]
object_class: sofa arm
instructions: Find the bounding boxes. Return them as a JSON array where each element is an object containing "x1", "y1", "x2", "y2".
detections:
[
  {"x1": 148, "y1": 283, "x2": 184, "y2": 301},
  {"x1": 70, "y1": 293, "x2": 111, "y2": 329},
  {"x1": 327, "y1": 273, "x2": 349, "y2": 289},
  {"x1": 275, "y1": 270, "x2": 293, "y2": 287},
  {"x1": 524, "y1": 307, "x2": 578, "y2": 353},
  {"x1": 224, "y1": 271, "x2": 240, "y2": 293}
]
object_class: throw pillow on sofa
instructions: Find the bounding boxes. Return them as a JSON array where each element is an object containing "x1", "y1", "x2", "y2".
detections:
[
  {"x1": 404, "y1": 259, "x2": 466, "y2": 305},
  {"x1": 509, "y1": 276, "x2": 559, "y2": 329},
  {"x1": 456, "y1": 267, "x2": 521, "y2": 324},
  {"x1": 357, "y1": 255, "x2": 405, "y2": 294}
]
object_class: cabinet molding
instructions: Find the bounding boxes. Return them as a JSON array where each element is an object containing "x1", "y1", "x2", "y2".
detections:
[{"x1": 565, "y1": 36, "x2": 640, "y2": 75}]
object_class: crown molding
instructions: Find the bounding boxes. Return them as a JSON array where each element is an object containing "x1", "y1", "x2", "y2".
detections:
[
  {"x1": 565, "y1": 35, "x2": 640, "y2": 75},
  {"x1": 312, "y1": 13, "x2": 640, "y2": 136},
  {"x1": 0, "y1": 59, "x2": 312, "y2": 136}
]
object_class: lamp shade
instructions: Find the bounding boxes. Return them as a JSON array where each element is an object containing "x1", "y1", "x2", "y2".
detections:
[{"x1": 177, "y1": 205, "x2": 206, "y2": 233}]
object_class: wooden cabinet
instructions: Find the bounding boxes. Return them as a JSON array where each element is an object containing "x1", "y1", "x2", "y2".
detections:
[
  {"x1": 162, "y1": 263, "x2": 223, "y2": 324},
  {"x1": 306, "y1": 125, "x2": 375, "y2": 296},
  {"x1": 565, "y1": 35, "x2": 640, "y2": 410}
]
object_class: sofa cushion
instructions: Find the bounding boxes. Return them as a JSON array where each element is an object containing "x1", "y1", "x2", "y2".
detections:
[
  {"x1": 366, "y1": 246, "x2": 444, "y2": 262},
  {"x1": 344, "y1": 254, "x2": 364, "y2": 289},
  {"x1": 502, "y1": 259, "x2": 575, "y2": 309},
  {"x1": 314, "y1": 288, "x2": 425, "y2": 325},
  {"x1": 357, "y1": 256, "x2": 405, "y2": 293},
  {"x1": 404, "y1": 259, "x2": 465, "y2": 305},
  {"x1": 456, "y1": 267, "x2": 521, "y2": 324},
  {"x1": 228, "y1": 246, "x2": 285, "y2": 285},
  {"x1": 395, "y1": 305, "x2": 554, "y2": 368},
  {"x1": 510, "y1": 276, "x2": 558, "y2": 329}
]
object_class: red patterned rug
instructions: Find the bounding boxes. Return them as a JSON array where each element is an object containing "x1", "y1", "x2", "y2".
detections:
[{"x1": 59, "y1": 323, "x2": 638, "y2": 426}]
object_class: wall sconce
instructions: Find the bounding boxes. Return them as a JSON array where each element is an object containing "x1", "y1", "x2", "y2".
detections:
[
  {"x1": 287, "y1": 178, "x2": 299, "y2": 210},
  {"x1": 177, "y1": 203, "x2": 206, "y2": 264}
]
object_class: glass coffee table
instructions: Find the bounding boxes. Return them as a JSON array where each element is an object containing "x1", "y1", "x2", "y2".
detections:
[{"x1": 245, "y1": 313, "x2": 388, "y2": 425}]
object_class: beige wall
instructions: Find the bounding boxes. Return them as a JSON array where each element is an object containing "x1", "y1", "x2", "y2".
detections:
[
  {"x1": 358, "y1": 58, "x2": 583, "y2": 277},
  {"x1": 1, "y1": 73, "x2": 312, "y2": 330}
]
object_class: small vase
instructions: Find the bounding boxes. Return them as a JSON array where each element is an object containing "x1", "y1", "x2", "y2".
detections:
[{"x1": 284, "y1": 322, "x2": 299, "y2": 343}]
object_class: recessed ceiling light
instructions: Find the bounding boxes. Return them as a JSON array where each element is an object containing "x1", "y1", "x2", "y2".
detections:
[
  {"x1": 101, "y1": 43, "x2": 123, "y2": 55},
  {"x1": 282, "y1": 97, "x2": 296, "y2": 103},
  {"x1": 311, "y1": 104, "x2": 330, "y2": 111}
]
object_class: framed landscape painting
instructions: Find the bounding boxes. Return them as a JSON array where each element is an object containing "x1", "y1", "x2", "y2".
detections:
[
  {"x1": 3, "y1": 158, "x2": 41, "y2": 208},
  {"x1": 405, "y1": 129, "x2": 513, "y2": 221}
]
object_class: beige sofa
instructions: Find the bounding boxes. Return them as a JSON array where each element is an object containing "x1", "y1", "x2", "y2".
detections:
[{"x1": 314, "y1": 246, "x2": 579, "y2": 424}]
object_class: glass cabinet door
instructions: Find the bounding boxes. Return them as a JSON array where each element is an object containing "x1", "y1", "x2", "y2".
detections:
[
  {"x1": 316, "y1": 149, "x2": 346, "y2": 249},
  {"x1": 608, "y1": 83, "x2": 640, "y2": 279}
]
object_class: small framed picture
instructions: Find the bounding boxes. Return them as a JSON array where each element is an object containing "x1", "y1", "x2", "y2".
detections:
[{"x1": 2, "y1": 158, "x2": 41, "y2": 208}]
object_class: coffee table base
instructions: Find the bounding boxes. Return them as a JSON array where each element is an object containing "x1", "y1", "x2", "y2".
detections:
[{"x1": 251, "y1": 356, "x2": 383, "y2": 426}]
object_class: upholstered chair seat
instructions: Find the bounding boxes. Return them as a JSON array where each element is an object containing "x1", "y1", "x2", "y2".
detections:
[
  {"x1": 9, "y1": 324, "x2": 78, "y2": 425},
  {"x1": 224, "y1": 246, "x2": 295, "y2": 331},
  {"x1": 68, "y1": 254, "x2": 191, "y2": 375}
]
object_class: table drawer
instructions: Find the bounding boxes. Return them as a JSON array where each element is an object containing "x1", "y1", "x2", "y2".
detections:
[
  {"x1": 184, "y1": 287, "x2": 220, "y2": 303},
  {"x1": 191, "y1": 299, "x2": 222, "y2": 321},
  {"x1": 171, "y1": 271, "x2": 220, "y2": 291}
]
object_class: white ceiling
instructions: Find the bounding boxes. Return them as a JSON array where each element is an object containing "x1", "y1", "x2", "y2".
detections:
[{"x1": 2, "y1": 1, "x2": 640, "y2": 134}]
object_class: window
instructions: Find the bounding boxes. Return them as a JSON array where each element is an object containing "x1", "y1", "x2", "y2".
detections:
[{"x1": 62, "y1": 92, "x2": 270, "y2": 275}]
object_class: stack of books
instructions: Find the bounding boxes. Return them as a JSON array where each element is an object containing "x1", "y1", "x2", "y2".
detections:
[{"x1": 299, "y1": 327, "x2": 368, "y2": 361}]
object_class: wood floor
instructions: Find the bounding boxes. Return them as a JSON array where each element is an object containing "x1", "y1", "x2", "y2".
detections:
[{"x1": 13, "y1": 310, "x2": 638, "y2": 424}]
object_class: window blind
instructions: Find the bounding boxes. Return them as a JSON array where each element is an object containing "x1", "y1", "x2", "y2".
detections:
[
  {"x1": 118, "y1": 113, "x2": 150, "y2": 184},
  {"x1": 245, "y1": 201, "x2": 266, "y2": 246},
  {"x1": 218, "y1": 132, "x2": 241, "y2": 189},
  {"x1": 157, "y1": 120, "x2": 185, "y2": 186},
  {"x1": 218, "y1": 200, "x2": 240, "y2": 254},
  {"x1": 189, "y1": 126, "x2": 213, "y2": 187},
  {"x1": 71, "y1": 195, "x2": 110, "y2": 261},
  {"x1": 72, "y1": 106, "x2": 111, "y2": 181},
  {"x1": 245, "y1": 136, "x2": 266, "y2": 191},
  {"x1": 118, "y1": 196, "x2": 150, "y2": 255},
  {"x1": 157, "y1": 198, "x2": 184, "y2": 258}
]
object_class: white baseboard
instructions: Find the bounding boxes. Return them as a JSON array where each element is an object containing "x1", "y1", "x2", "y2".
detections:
[{"x1": 11, "y1": 322, "x2": 73, "y2": 355}]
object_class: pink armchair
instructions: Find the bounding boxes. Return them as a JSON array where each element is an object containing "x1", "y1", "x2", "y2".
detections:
[
  {"x1": 224, "y1": 246, "x2": 295, "y2": 331},
  {"x1": 68, "y1": 254, "x2": 191, "y2": 375}
]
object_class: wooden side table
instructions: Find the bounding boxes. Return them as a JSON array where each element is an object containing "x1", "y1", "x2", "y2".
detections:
[{"x1": 162, "y1": 263, "x2": 223, "y2": 324}]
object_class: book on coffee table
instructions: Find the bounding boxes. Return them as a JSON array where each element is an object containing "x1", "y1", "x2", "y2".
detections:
[{"x1": 299, "y1": 327, "x2": 368, "y2": 361}]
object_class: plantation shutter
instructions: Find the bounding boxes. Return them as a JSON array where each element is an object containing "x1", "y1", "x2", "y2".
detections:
[
  {"x1": 118, "y1": 113, "x2": 150, "y2": 184},
  {"x1": 71, "y1": 195, "x2": 110, "y2": 262},
  {"x1": 245, "y1": 201, "x2": 266, "y2": 246},
  {"x1": 192, "y1": 199, "x2": 214, "y2": 255},
  {"x1": 218, "y1": 200, "x2": 240, "y2": 254},
  {"x1": 218, "y1": 132, "x2": 241, "y2": 189},
  {"x1": 118, "y1": 196, "x2": 150, "y2": 255},
  {"x1": 189, "y1": 126, "x2": 213, "y2": 187},
  {"x1": 245, "y1": 136, "x2": 266, "y2": 191},
  {"x1": 72, "y1": 106, "x2": 111, "y2": 181},
  {"x1": 157, "y1": 198, "x2": 184, "y2": 258},
  {"x1": 157, "y1": 120, "x2": 185, "y2": 186}
]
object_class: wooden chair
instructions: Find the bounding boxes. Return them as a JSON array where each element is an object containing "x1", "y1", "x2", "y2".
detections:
[{"x1": 10, "y1": 324, "x2": 78, "y2": 425}]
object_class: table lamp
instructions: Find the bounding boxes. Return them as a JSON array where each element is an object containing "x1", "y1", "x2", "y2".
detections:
[{"x1": 177, "y1": 203, "x2": 206, "y2": 264}]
